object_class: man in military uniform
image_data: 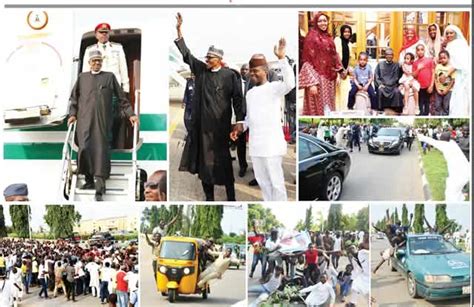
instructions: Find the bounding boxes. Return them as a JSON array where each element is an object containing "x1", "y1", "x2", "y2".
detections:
[
  {"x1": 83, "y1": 23, "x2": 131, "y2": 149},
  {"x1": 82, "y1": 23, "x2": 129, "y2": 93}
]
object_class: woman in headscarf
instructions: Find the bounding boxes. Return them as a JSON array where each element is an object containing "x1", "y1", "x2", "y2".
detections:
[
  {"x1": 399, "y1": 27, "x2": 428, "y2": 64},
  {"x1": 444, "y1": 25, "x2": 471, "y2": 116},
  {"x1": 299, "y1": 12, "x2": 345, "y2": 115},
  {"x1": 425, "y1": 23, "x2": 444, "y2": 62},
  {"x1": 334, "y1": 24, "x2": 356, "y2": 111}
]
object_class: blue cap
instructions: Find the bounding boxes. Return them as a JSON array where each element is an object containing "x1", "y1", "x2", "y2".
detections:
[{"x1": 3, "y1": 183, "x2": 28, "y2": 198}]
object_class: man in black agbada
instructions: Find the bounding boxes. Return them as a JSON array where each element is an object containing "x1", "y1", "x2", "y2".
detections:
[
  {"x1": 175, "y1": 13, "x2": 244, "y2": 201},
  {"x1": 68, "y1": 50, "x2": 139, "y2": 201},
  {"x1": 374, "y1": 48, "x2": 403, "y2": 114}
]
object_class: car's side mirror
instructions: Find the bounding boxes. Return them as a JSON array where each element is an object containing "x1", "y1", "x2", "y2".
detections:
[{"x1": 396, "y1": 249, "x2": 406, "y2": 257}]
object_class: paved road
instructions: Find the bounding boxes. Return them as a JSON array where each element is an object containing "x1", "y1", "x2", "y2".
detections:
[
  {"x1": 169, "y1": 101, "x2": 296, "y2": 201},
  {"x1": 371, "y1": 237, "x2": 470, "y2": 306},
  {"x1": 1, "y1": 282, "x2": 99, "y2": 306},
  {"x1": 247, "y1": 252, "x2": 368, "y2": 306},
  {"x1": 341, "y1": 141, "x2": 425, "y2": 201},
  {"x1": 140, "y1": 236, "x2": 246, "y2": 306}
]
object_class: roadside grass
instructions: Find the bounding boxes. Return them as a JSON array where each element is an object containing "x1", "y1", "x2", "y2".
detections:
[{"x1": 418, "y1": 142, "x2": 448, "y2": 201}]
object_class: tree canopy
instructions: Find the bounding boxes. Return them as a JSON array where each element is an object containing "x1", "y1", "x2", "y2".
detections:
[
  {"x1": 247, "y1": 204, "x2": 283, "y2": 233},
  {"x1": 9, "y1": 205, "x2": 30, "y2": 238},
  {"x1": 0, "y1": 206, "x2": 7, "y2": 237},
  {"x1": 44, "y1": 205, "x2": 81, "y2": 238}
]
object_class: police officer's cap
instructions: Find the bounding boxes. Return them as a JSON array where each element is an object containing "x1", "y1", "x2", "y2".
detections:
[{"x1": 3, "y1": 183, "x2": 28, "y2": 198}]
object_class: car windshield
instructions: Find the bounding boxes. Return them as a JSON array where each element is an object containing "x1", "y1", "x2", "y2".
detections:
[
  {"x1": 159, "y1": 241, "x2": 196, "y2": 260},
  {"x1": 377, "y1": 128, "x2": 400, "y2": 137},
  {"x1": 409, "y1": 236, "x2": 460, "y2": 255}
]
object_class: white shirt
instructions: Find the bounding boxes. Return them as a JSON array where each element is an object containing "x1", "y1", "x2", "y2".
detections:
[
  {"x1": 265, "y1": 239, "x2": 280, "y2": 259},
  {"x1": 38, "y1": 264, "x2": 47, "y2": 279},
  {"x1": 125, "y1": 272, "x2": 139, "y2": 292},
  {"x1": 101, "y1": 267, "x2": 115, "y2": 282},
  {"x1": 263, "y1": 274, "x2": 282, "y2": 292},
  {"x1": 333, "y1": 237, "x2": 342, "y2": 252},
  {"x1": 244, "y1": 59, "x2": 295, "y2": 157},
  {"x1": 83, "y1": 42, "x2": 130, "y2": 92},
  {"x1": 153, "y1": 226, "x2": 167, "y2": 236},
  {"x1": 300, "y1": 282, "x2": 336, "y2": 305}
]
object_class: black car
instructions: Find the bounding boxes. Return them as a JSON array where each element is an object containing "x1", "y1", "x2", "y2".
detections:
[
  {"x1": 368, "y1": 127, "x2": 404, "y2": 154},
  {"x1": 299, "y1": 133, "x2": 351, "y2": 200},
  {"x1": 88, "y1": 232, "x2": 116, "y2": 247}
]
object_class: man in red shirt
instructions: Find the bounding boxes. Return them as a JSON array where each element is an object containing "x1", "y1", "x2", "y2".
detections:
[
  {"x1": 413, "y1": 44, "x2": 435, "y2": 115},
  {"x1": 116, "y1": 265, "x2": 128, "y2": 306},
  {"x1": 249, "y1": 221, "x2": 267, "y2": 279},
  {"x1": 304, "y1": 243, "x2": 319, "y2": 285}
]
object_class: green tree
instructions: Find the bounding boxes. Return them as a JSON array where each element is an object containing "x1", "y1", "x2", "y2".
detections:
[
  {"x1": 191, "y1": 205, "x2": 223, "y2": 239},
  {"x1": 413, "y1": 204, "x2": 425, "y2": 233},
  {"x1": 248, "y1": 204, "x2": 282, "y2": 232},
  {"x1": 181, "y1": 205, "x2": 193, "y2": 236},
  {"x1": 394, "y1": 208, "x2": 399, "y2": 224},
  {"x1": 435, "y1": 204, "x2": 449, "y2": 232},
  {"x1": 0, "y1": 205, "x2": 7, "y2": 237},
  {"x1": 149, "y1": 205, "x2": 160, "y2": 230},
  {"x1": 375, "y1": 217, "x2": 387, "y2": 232},
  {"x1": 327, "y1": 204, "x2": 342, "y2": 231},
  {"x1": 434, "y1": 204, "x2": 461, "y2": 234},
  {"x1": 304, "y1": 206, "x2": 314, "y2": 230},
  {"x1": 140, "y1": 206, "x2": 151, "y2": 232},
  {"x1": 9, "y1": 205, "x2": 30, "y2": 238},
  {"x1": 167, "y1": 205, "x2": 184, "y2": 235},
  {"x1": 341, "y1": 214, "x2": 357, "y2": 231},
  {"x1": 44, "y1": 205, "x2": 81, "y2": 238},
  {"x1": 401, "y1": 204, "x2": 409, "y2": 227},
  {"x1": 220, "y1": 234, "x2": 246, "y2": 244},
  {"x1": 449, "y1": 118, "x2": 469, "y2": 128},
  {"x1": 295, "y1": 219, "x2": 305, "y2": 231},
  {"x1": 356, "y1": 206, "x2": 369, "y2": 232}
]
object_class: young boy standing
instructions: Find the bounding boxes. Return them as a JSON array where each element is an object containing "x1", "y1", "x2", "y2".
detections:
[
  {"x1": 434, "y1": 50, "x2": 456, "y2": 115},
  {"x1": 412, "y1": 44, "x2": 435, "y2": 115}
]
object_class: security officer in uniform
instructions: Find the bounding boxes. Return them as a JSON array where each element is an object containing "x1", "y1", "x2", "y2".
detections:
[
  {"x1": 82, "y1": 23, "x2": 129, "y2": 93},
  {"x1": 82, "y1": 23, "x2": 131, "y2": 150}
]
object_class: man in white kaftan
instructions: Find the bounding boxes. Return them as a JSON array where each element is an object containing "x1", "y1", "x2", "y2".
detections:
[{"x1": 231, "y1": 38, "x2": 295, "y2": 201}]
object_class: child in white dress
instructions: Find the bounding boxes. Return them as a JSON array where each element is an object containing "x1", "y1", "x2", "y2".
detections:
[{"x1": 399, "y1": 52, "x2": 420, "y2": 115}]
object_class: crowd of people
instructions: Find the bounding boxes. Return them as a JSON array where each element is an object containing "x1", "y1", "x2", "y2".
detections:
[
  {"x1": 248, "y1": 221, "x2": 369, "y2": 306},
  {"x1": 300, "y1": 12, "x2": 471, "y2": 116},
  {"x1": 0, "y1": 237, "x2": 138, "y2": 307}
]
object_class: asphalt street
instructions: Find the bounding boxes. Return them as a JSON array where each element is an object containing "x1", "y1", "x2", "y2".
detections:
[
  {"x1": 247, "y1": 251, "x2": 369, "y2": 307},
  {"x1": 169, "y1": 101, "x2": 296, "y2": 202},
  {"x1": 371, "y1": 237, "x2": 470, "y2": 307},
  {"x1": 140, "y1": 236, "x2": 246, "y2": 306},
  {"x1": 340, "y1": 140, "x2": 425, "y2": 201}
]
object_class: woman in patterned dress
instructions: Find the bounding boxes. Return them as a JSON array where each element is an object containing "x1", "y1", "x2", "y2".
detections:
[{"x1": 299, "y1": 12, "x2": 345, "y2": 115}]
